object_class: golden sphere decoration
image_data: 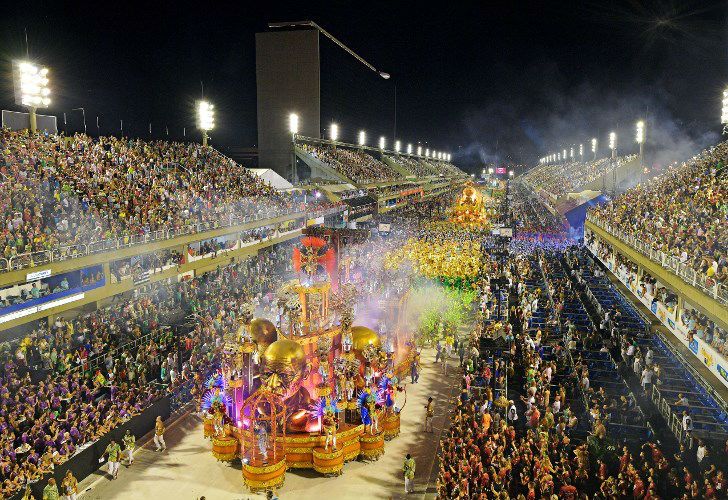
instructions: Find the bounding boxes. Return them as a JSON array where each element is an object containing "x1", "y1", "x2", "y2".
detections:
[{"x1": 350, "y1": 326, "x2": 381, "y2": 351}]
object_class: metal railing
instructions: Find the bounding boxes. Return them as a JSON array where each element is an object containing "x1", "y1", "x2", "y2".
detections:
[
  {"x1": 1, "y1": 206, "x2": 343, "y2": 273},
  {"x1": 586, "y1": 214, "x2": 727, "y2": 305}
]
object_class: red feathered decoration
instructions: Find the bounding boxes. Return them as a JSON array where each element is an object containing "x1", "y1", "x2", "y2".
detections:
[{"x1": 293, "y1": 247, "x2": 302, "y2": 273}]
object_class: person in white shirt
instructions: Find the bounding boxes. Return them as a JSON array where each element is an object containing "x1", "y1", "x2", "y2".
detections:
[{"x1": 696, "y1": 440, "x2": 707, "y2": 465}]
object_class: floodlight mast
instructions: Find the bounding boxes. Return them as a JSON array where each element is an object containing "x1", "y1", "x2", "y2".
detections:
[{"x1": 15, "y1": 61, "x2": 51, "y2": 133}]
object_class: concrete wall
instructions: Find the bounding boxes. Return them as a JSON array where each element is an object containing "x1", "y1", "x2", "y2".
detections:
[{"x1": 256, "y1": 30, "x2": 321, "y2": 179}]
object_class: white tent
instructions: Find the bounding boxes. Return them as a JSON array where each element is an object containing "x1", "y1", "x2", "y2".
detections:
[{"x1": 248, "y1": 168, "x2": 293, "y2": 190}]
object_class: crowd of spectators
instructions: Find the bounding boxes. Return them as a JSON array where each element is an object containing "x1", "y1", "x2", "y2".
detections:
[
  {"x1": 589, "y1": 237, "x2": 728, "y2": 360},
  {"x1": 384, "y1": 155, "x2": 437, "y2": 177},
  {"x1": 300, "y1": 144, "x2": 403, "y2": 183},
  {"x1": 524, "y1": 155, "x2": 637, "y2": 198},
  {"x1": 590, "y1": 142, "x2": 727, "y2": 287},
  {"x1": 437, "y1": 243, "x2": 727, "y2": 499},
  {"x1": 0, "y1": 129, "x2": 338, "y2": 265},
  {"x1": 0, "y1": 242, "x2": 293, "y2": 497}
]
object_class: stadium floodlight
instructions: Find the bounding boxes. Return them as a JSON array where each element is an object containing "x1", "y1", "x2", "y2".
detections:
[
  {"x1": 448, "y1": 154, "x2": 451, "y2": 161},
  {"x1": 197, "y1": 101, "x2": 215, "y2": 146},
  {"x1": 579, "y1": 144, "x2": 583, "y2": 159},
  {"x1": 437, "y1": 152, "x2": 441, "y2": 160},
  {"x1": 395, "y1": 140, "x2": 401, "y2": 152},
  {"x1": 609, "y1": 131, "x2": 616, "y2": 150},
  {"x1": 330, "y1": 123, "x2": 339, "y2": 142},
  {"x1": 417, "y1": 145, "x2": 422, "y2": 156},
  {"x1": 557, "y1": 153, "x2": 561, "y2": 161},
  {"x1": 570, "y1": 147, "x2": 574, "y2": 158},
  {"x1": 722, "y1": 88, "x2": 728, "y2": 125},
  {"x1": 562, "y1": 149, "x2": 566, "y2": 160},
  {"x1": 13, "y1": 61, "x2": 51, "y2": 133},
  {"x1": 636, "y1": 120, "x2": 645, "y2": 166},
  {"x1": 591, "y1": 137, "x2": 597, "y2": 160},
  {"x1": 635, "y1": 120, "x2": 644, "y2": 144},
  {"x1": 407, "y1": 143, "x2": 412, "y2": 154},
  {"x1": 379, "y1": 136, "x2": 386, "y2": 150},
  {"x1": 289, "y1": 113, "x2": 299, "y2": 135},
  {"x1": 358, "y1": 130, "x2": 366, "y2": 146},
  {"x1": 425, "y1": 148, "x2": 430, "y2": 157}
]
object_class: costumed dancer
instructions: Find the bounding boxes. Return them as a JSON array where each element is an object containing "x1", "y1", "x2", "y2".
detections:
[
  {"x1": 370, "y1": 403, "x2": 381, "y2": 434},
  {"x1": 403, "y1": 454, "x2": 416, "y2": 494},
  {"x1": 342, "y1": 330, "x2": 353, "y2": 353},
  {"x1": 364, "y1": 362, "x2": 374, "y2": 387},
  {"x1": 323, "y1": 406, "x2": 338, "y2": 451},
  {"x1": 122, "y1": 429, "x2": 136, "y2": 466},
  {"x1": 213, "y1": 406, "x2": 225, "y2": 436},
  {"x1": 358, "y1": 391, "x2": 374, "y2": 434},
  {"x1": 154, "y1": 416, "x2": 166, "y2": 451},
  {"x1": 345, "y1": 374, "x2": 355, "y2": 401},
  {"x1": 104, "y1": 438, "x2": 122, "y2": 480},
  {"x1": 61, "y1": 470, "x2": 78, "y2": 500},
  {"x1": 255, "y1": 423, "x2": 269, "y2": 461}
]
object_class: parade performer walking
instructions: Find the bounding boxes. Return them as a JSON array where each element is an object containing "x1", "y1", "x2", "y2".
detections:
[
  {"x1": 104, "y1": 438, "x2": 122, "y2": 480},
  {"x1": 42, "y1": 478, "x2": 60, "y2": 500},
  {"x1": 154, "y1": 416, "x2": 167, "y2": 451},
  {"x1": 61, "y1": 470, "x2": 78, "y2": 500},
  {"x1": 403, "y1": 454, "x2": 416, "y2": 494},
  {"x1": 123, "y1": 429, "x2": 136, "y2": 466},
  {"x1": 424, "y1": 397, "x2": 434, "y2": 433}
]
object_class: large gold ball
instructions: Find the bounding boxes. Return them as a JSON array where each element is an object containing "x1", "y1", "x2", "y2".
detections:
[
  {"x1": 249, "y1": 318, "x2": 278, "y2": 352},
  {"x1": 263, "y1": 339, "x2": 306, "y2": 374},
  {"x1": 350, "y1": 326, "x2": 381, "y2": 351}
]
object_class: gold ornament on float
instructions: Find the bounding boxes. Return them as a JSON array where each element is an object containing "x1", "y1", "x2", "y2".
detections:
[
  {"x1": 249, "y1": 318, "x2": 279, "y2": 352},
  {"x1": 350, "y1": 326, "x2": 381, "y2": 352}
]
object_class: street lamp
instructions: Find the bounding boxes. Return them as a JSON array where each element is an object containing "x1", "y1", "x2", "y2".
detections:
[
  {"x1": 379, "y1": 136, "x2": 386, "y2": 150},
  {"x1": 570, "y1": 147, "x2": 574, "y2": 159},
  {"x1": 395, "y1": 140, "x2": 401, "y2": 153},
  {"x1": 591, "y1": 138, "x2": 597, "y2": 160},
  {"x1": 579, "y1": 144, "x2": 583, "y2": 160},
  {"x1": 330, "y1": 123, "x2": 339, "y2": 142},
  {"x1": 13, "y1": 61, "x2": 51, "y2": 133},
  {"x1": 407, "y1": 143, "x2": 412, "y2": 155},
  {"x1": 417, "y1": 145, "x2": 422, "y2": 156},
  {"x1": 562, "y1": 149, "x2": 567, "y2": 161},
  {"x1": 358, "y1": 130, "x2": 366, "y2": 146},
  {"x1": 197, "y1": 101, "x2": 215, "y2": 146},
  {"x1": 425, "y1": 148, "x2": 430, "y2": 157}
]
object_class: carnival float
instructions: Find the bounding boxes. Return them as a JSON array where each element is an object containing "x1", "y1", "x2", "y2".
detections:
[{"x1": 200, "y1": 235, "x2": 414, "y2": 492}]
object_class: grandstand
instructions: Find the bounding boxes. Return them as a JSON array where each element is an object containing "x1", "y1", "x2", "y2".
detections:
[
  {"x1": 296, "y1": 137, "x2": 467, "y2": 186},
  {"x1": 523, "y1": 154, "x2": 639, "y2": 200}
]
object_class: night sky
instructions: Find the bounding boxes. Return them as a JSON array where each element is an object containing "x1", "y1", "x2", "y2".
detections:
[{"x1": 2, "y1": 0, "x2": 727, "y2": 173}]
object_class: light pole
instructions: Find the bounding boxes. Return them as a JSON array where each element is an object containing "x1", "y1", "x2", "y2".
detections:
[
  {"x1": 14, "y1": 61, "x2": 51, "y2": 133},
  {"x1": 197, "y1": 101, "x2": 215, "y2": 147},
  {"x1": 330, "y1": 123, "x2": 339, "y2": 142},
  {"x1": 289, "y1": 113, "x2": 299, "y2": 183},
  {"x1": 722, "y1": 88, "x2": 728, "y2": 134},
  {"x1": 358, "y1": 130, "x2": 366, "y2": 147},
  {"x1": 591, "y1": 138, "x2": 597, "y2": 161},
  {"x1": 72, "y1": 108, "x2": 87, "y2": 135},
  {"x1": 379, "y1": 136, "x2": 386, "y2": 150},
  {"x1": 609, "y1": 131, "x2": 617, "y2": 196},
  {"x1": 635, "y1": 120, "x2": 645, "y2": 166},
  {"x1": 579, "y1": 144, "x2": 583, "y2": 162}
]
